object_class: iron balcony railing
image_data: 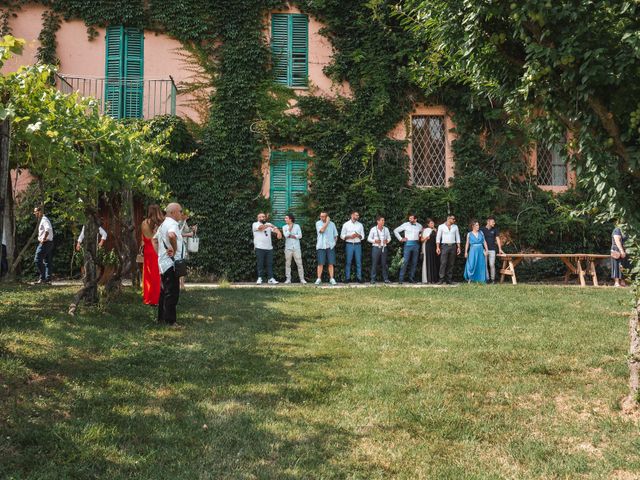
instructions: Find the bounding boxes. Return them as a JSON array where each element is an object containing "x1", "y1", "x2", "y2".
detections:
[{"x1": 56, "y1": 74, "x2": 177, "y2": 119}]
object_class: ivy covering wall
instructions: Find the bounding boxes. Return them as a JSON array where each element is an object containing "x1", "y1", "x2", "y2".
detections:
[{"x1": 2, "y1": 0, "x2": 612, "y2": 281}]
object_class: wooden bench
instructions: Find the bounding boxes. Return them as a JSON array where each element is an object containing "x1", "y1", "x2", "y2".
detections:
[{"x1": 497, "y1": 253, "x2": 611, "y2": 286}]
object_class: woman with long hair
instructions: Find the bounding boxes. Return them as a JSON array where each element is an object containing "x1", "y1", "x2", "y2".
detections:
[
  {"x1": 141, "y1": 204, "x2": 164, "y2": 305},
  {"x1": 421, "y1": 218, "x2": 439, "y2": 283},
  {"x1": 463, "y1": 219, "x2": 488, "y2": 284}
]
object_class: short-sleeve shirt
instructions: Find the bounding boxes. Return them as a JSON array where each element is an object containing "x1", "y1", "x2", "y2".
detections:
[
  {"x1": 481, "y1": 226, "x2": 500, "y2": 251},
  {"x1": 156, "y1": 217, "x2": 183, "y2": 275},
  {"x1": 611, "y1": 227, "x2": 625, "y2": 252},
  {"x1": 252, "y1": 222, "x2": 274, "y2": 250}
]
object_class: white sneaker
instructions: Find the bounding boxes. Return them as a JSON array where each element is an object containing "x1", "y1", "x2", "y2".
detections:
[
  {"x1": 314, "y1": 278, "x2": 322, "y2": 285},
  {"x1": 300, "y1": 279, "x2": 307, "y2": 284},
  {"x1": 284, "y1": 279, "x2": 292, "y2": 284},
  {"x1": 256, "y1": 277, "x2": 263, "y2": 285},
  {"x1": 268, "y1": 278, "x2": 279, "y2": 284},
  {"x1": 329, "y1": 278, "x2": 337, "y2": 285}
]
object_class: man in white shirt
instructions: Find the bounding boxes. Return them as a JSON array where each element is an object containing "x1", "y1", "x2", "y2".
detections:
[
  {"x1": 315, "y1": 211, "x2": 338, "y2": 285},
  {"x1": 368, "y1": 215, "x2": 391, "y2": 284},
  {"x1": 282, "y1": 213, "x2": 306, "y2": 284},
  {"x1": 435, "y1": 214, "x2": 461, "y2": 284},
  {"x1": 76, "y1": 223, "x2": 108, "y2": 251},
  {"x1": 340, "y1": 210, "x2": 365, "y2": 283},
  {"x1": 33, "y1": 206, "x2": 54, "y2": 284},
  {"x1": 252, "y1": 212, "x2": 282, "y2": 285},
  {"x1": 153, "y1": 202, "x2": 184, "y2": 326},
  {"x1": 394, "y1": 213, "x2": 422, "y2": 283}
]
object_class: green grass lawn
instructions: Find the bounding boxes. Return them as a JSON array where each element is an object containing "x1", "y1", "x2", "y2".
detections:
[{"x1": 1, "y1": 284, "x2": 638, "y2": 479}]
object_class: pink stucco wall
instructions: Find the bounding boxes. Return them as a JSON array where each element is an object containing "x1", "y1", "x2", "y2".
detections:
[{"x1": 4, "y1": 3, "x2": 202, "y2": 121}]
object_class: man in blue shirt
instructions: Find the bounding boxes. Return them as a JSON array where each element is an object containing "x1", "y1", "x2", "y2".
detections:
[{"x1": 315, "y1": 211, "x2": 338, "y2": 285}]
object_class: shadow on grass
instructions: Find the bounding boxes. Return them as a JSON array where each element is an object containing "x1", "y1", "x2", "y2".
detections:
[{"x1": 0, "y1": 285, "x2": 355, "y2": 479}]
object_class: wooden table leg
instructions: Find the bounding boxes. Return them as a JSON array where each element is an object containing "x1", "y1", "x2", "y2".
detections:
[
  {"x1": 560, "y1": 257, "x2": 578, "y2": 285},
  {"x1": 589, "y1": 260, "x2": 599, "y2": 287},
  {"x1": 500, "y1": 259, "x2": 508, "y2": 284},
  {"x1": 577, "y1": 259, "x2": 586, "y2": 287},
  {"x1": 508, "y1": 260, "x2": 518, "y2": 285}
]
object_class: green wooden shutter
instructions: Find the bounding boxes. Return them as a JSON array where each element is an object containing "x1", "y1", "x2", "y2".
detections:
[
  {"x1": 123, "y1": 28, "x2": 144, "y2": 118},
  {"x1": 104, "y1": 26, "x2": 124, "y2": 118},
  {"x1": 271, "y1": 14, "x2": 308, "y2": 87},
  {"x1": 270, "y1": 152, "x2": 289, "y2": 226},
  {"x1": 271, "y1": 14, "x2": 290, "y2": 86},
  {"x1": 290, "y1": 14, "x2": 308, "y2": 88},
  {"x1": 288, "y1": 152, "x2": 308, "y2": 217},
  {"x1": 270, "y1": 151, "x2": 308, "y2": 227}
]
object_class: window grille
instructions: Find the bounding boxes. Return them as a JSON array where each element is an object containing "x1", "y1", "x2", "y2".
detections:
[
  {"x1": 537, "y1": 142, "x2": 567, "y2": 186},
  {"x1": 411, "y1": 115, "x2": 446, "y2": 187}
]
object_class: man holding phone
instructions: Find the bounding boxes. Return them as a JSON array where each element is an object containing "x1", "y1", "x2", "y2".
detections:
[
  {"x1": 315, "y1": 211, "x2": 338, "y2": 285},
  {"x1": 340, "y1": 210, "x2": 365, "y2": 283},
  {"x1": 252, "y1": 212, "x2": 282, "y2": 285}
]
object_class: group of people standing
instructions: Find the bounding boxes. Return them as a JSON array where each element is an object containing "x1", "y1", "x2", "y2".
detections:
[
  {"x1": 252, "y1": 210, "x2": 506, "y2": 286},
  {"x1": 140, "y1": 203, "x2": 197, "y2": 326}
]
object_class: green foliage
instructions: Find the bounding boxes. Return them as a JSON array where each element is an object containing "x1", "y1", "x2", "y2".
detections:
[
  {"x1": 3, "y1": 1, "x2": 623, "y2": 281},
  {"x1": 402, "y1": 0, "x2": 640, "y2": 285}
]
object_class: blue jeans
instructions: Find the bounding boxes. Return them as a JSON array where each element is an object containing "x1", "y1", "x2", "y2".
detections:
[
  {"x1": 345, "y1": 243, "x2": 362, "y2": 281},
  {"x1": 34, "y1": 241, "x2": 54, "y2": 281},
  {"x1": 255, "y1": 248, "x2": 273, "y2": 279},
  {"x1": 399, "y1": 242, "x2": 419, "y2": 282}
]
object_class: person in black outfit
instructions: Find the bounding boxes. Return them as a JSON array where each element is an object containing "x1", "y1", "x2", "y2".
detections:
[{"x1": 480, "y1": 215, "x2": 504, "y2": 284}]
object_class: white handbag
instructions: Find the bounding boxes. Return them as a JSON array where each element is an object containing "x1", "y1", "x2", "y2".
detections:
[{"x1": 187, "y1": 235, "x2": 199, "y2": 253}]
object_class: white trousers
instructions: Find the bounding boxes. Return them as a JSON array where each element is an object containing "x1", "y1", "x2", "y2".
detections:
[
  {"x1": 285, "y1": 249, "x2": 305, "y2": 281},
  {"x1": 486, "y1": 250, "x2": 496, "y2": 280}
]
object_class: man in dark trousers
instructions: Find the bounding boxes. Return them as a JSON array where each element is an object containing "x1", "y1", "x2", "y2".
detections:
[
  {"x1": 436, "y1": 214, "x2": 461, "y2": 285},
  {"x1": 153, "y1": 202, "x2": 184, "y2": 327}
]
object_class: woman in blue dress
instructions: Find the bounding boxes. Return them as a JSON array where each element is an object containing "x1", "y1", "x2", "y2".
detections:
[{"x1": 464, "y1": 219, "x2": 489, "y2": 283}]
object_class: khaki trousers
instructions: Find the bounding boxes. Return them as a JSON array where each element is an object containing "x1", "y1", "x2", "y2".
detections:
[{"x1": 285, "y1": 249, "x2": 305, "y2": 281}]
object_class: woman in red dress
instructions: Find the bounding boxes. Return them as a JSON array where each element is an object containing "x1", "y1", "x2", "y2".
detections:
[{"x1": 141, "y1": 205, "x2": 164, "y2": 305}]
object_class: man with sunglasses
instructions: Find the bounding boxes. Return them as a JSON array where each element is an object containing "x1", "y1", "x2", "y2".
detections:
[{"x1": 252, "y1": 212, "x2": 282, "y2": 285}]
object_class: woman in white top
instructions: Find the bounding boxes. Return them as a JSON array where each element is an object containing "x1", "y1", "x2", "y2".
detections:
[
  {"x1": 282, "y1": 213, "x2": 306, "y2": 284},
  {"x1": 421, "y1": 218, "x2": 439, "y2": 283}
]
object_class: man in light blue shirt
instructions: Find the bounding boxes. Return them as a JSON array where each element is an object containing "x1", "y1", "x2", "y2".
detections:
[
  {"x1": 315, "y1": 211, "x2": 338, "y2": 285},
  {"x1": 282, "y1": 213, "x2": 306, "y2": 284}
]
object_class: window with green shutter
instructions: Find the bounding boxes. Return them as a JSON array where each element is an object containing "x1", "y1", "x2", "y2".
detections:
[
  {"x1": 269, "y1": 151, "x2": 309, "y2": 226},
  {"x1": 104, "y1": 26, "x2": 144, "y2": 119},
  {"x1": 271, "y1": 14, "x2": 308, "y2": 88}
]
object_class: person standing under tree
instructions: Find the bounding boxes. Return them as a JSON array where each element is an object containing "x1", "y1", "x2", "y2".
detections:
[
  {"x1": 368, "y1": 215, "x2": 391, "y2": 284},
  {"x1": 178, "y1": 209, "x2": 197, "y2": 290},
  {"x1": 315, "y1": 211, "x2": 338, "y2": 285},
  {"x1": 611, "y1": 224, "x2": 631, "y2": 288},
  {"x1": 340, "y1": 210, "x2": 365, "y2": 283},
  {"x1": 436, "y1": 214, "x2": 461, "y2": 285},
  {"x1": 282, "y1": 213, "x2": 306, "y2": 284},
  {"x1": 141, "y1": 204, "x2": 164, "y2": 306},
  {"x1": 252, "y1": 212, "x2": 282, "y2": 285},
  {"x1": 480, "y1": 215, "x2": 503, "y2": 284},
  {"x1": 33, "y1": 206, "x2": 54, "y2": 284},
  {"x1": 394, "y1": 213, "x2": 422, "y2": 284},
  {"x1": 76, "y1": 222, "x2": 107, "y2": 251},
  {"x1": 153, "y1": 203, "x2": 184, "y2": 327}
]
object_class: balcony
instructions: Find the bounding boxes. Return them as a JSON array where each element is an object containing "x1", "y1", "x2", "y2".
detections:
[{"x1": 56, "y1": 74, "x2": 177, "y2": 119}]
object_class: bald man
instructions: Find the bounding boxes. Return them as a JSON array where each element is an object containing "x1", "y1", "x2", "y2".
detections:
[{"x1": 153, "y1": 202, "x2": 184, "y2": 326}]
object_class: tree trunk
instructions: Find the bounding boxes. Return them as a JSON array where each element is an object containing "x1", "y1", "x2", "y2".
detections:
[
  {"x1": 69, "y1": 211, "x2": 99, "y2": 315},
  {"x1": 623, "y1": 296, "x2": 640, "y2": 412},
  {"x1": 123, "y1": 189, "x2": 139, "y2": 289},
  {"x1": 0, "y1": 119, "x2": 10, "y2": 266}
]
